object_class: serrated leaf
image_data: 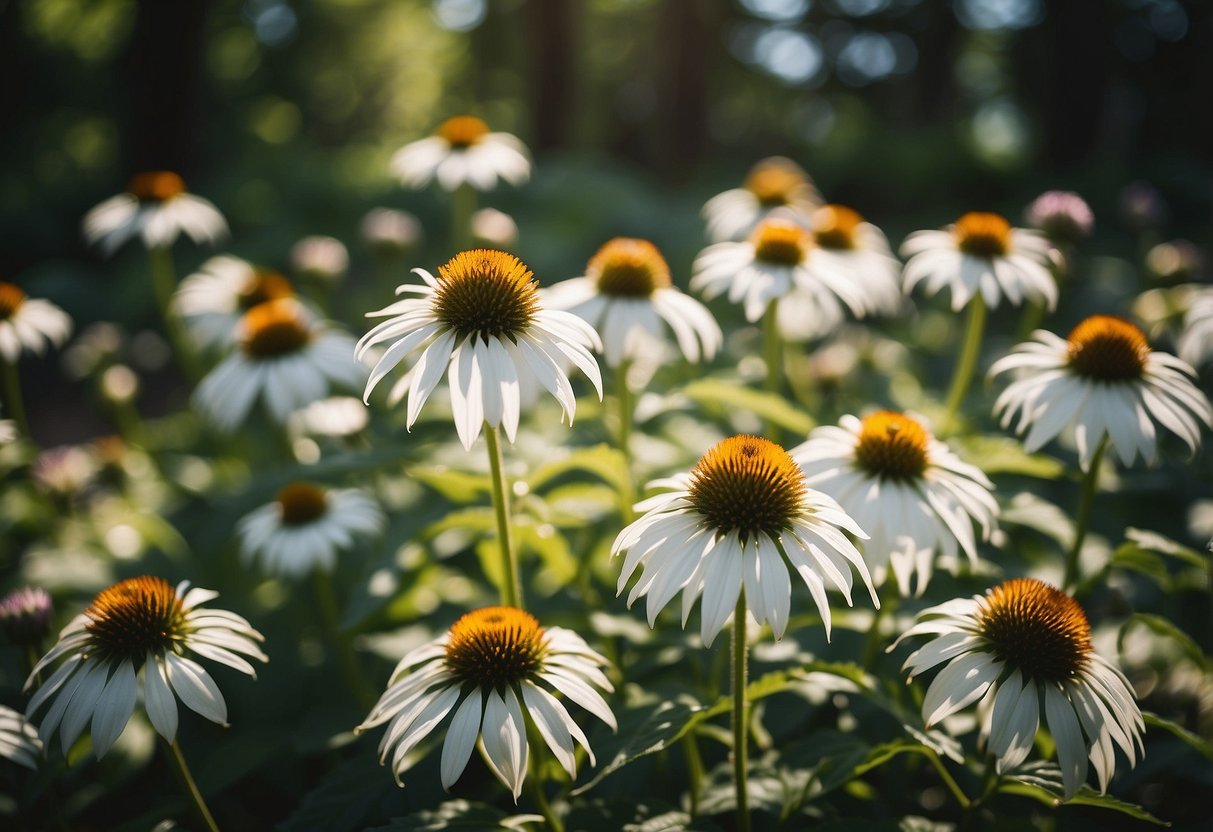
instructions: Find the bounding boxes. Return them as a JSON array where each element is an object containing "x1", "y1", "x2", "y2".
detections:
[
  {"x1": 1143, "y1": 711, "x2": 1213, "y2": 759},
  {"x1": 681, "y1": 378, "x2": 815, "y2": 435},
  {"x1": 949, "y1": 434, "x2": 1067, "y2": 479},
  {"x1": 1118, "y1": 613, "x2": 1209, "y2": 671}
]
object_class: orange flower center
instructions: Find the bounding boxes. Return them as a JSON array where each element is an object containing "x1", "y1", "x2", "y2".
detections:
[
  {"x1": 277, "y1": 482, "x2": 329, "y2": 525},
  {"x1": 743, "y1": 157, "x2": 810, "y2": 207},
  {"x1": 241, "y1": 300, "x2": 312, "y2": 359},
  {"x1": 126, "y1": 171, "x2": 187, "y2": 202},
  {"x1": 953, "y1": 212, "x2": 1012, "y2": 258},
  {"x1": 437, "y1": 115, "x2": 490, "y2": 149},
  {"x1": 977, "y1": 578, "x2": 1092, "y2": 682},
  {"x1": 812, "y1": 205, "x2": 863, "y2": 251},
  {"x1": 854, "y1": 411, "x2": 930, "y2": 480},
  {"x1": 752, "y1": 220, "x2": 811, "y2": 266},
  {"x1": 688, "y1": 435, "x2": 807, "y2": 540},
  {"x1": 587, "y1": 237, "x2": 672, "y2": 298},
  {"x1": 0, "y1": 282, "x2": 27, "y2": 320},
  {"x1": 85, "y1": 576, "x2": 184, "y2": 661},
  {"x1": 1066, "y1": 315, "x2": 1149, "y2": 381},
  {"x1": 444, "y1": 606, "x2": 548, "y2": 689},
  {"x1": 239, "y1": 270, "x2": 294, "y2": 311},
  {"x1": 433, "y1": 249, "x2": 540, "y2": 340}
]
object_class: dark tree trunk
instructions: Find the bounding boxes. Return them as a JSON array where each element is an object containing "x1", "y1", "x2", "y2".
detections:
[
  {"x1": 1040, "y1": 3, "x2": 1109, "y2": 167},
  {"x1": 653, "y1": 0, "x2": 718, "y2": 180},
  {"x1": 530, "y1": 0, "x2": 578, "y2": 152}
]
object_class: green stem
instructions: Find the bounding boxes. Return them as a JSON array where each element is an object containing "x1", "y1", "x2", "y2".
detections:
[
  {"x1": 313, "y1": 571, "x2": 376, "y2": 709},
  {"x1": 147, "y1": 246, "x2": 201, "y2": 383},
  {"x1": 860, "y1": 592, "x2": 896, "y2": 669},
  {"x1": 731, "y1": 591, "x2": 751, "y2": 832},
  {"x1": 762, "y1": 303, "x2": 783, "y2": 442},
  {"x1": 527, "y1": 775, "x2": 563, "y2": 832},
  {"x1": 162, "y1": 737, "x2": 221, "y2": 832},
  {"x1": 1, "y1": 359, "x2": 30, "y2": 441},
  {"x1": 961, "y1": 756, "x2": 1000, "y2": 831},
  {"x1": 485, "y1": 423, "x2": 522, "y2": 608},
  {"x1": 925, "y1": 748, "x2": 970, "y2": 810},
  {"x1": 682, "y1": 729, "x2": 705, "y2": 818},
  {"x1": 1063, "y1": 435, "x2": 1110, "y2": 593},
  {"x1": 942, "y1": 295, "x2": 988, "y2": 436},
  {"x1": 1017, "y1": 299, "x2": 1046, "y2": 342},
  {"x1": 451, "y1": 183, "x2": 477, "y2": 251},
  {"x1": 616, "y1": 362, "x2": 636, "y2": 524}
]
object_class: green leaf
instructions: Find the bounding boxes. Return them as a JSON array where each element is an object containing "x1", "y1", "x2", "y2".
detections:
[
  {"x1": 277, "y1": 754, "x2": 402, "y2": 832},
  {"x1": 948, "y1": 434, "x2": 1067, "y2": 478},
  {"x1": 1122, "y1": 528, "x2": 1209, "y2": 569},
  {"x1": 1000, "y1": 779, "x2": 1168, "y2": 826},
  {"x1": 1143, "y1": 711, "x2": 1213, "y2": 759},
  {"x1": 517, "y1": 520, "x2": 578, "y2": 592},
  {"x1": 681, "y1": 378, "x2": 815, "y2": 435},
  {"x1": 410, "y1": 465, "x2": 491, "y2": 503},
  {"x1": 367, "y1": 800, "x2": 543, "y2": 832},
  {"x1": 526, "y1": 444, "x2": 629, "y2": 494},
  {"x1": 1118, "y1": 613, "x2": 1210, "y2": 672}
]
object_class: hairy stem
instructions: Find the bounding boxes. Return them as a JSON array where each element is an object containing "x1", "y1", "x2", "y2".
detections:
[
  {"x1": 163, "y1": 737, "x2": 220, "y2": 832},
  {"x1": 485, "y1": 423, "x2": 522, "y2": 608},
  {"x1": 732, "y1": 591, "x2": 751, "y2": 832},
  {"x1": 1063, "y1": 435, "x2": 1110, "y2": 592}
]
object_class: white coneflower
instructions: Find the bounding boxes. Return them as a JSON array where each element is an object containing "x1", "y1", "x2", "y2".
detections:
[
  {"x1": 793, "y1": 411, "x2": 998, "y2": 597},
  {"x1": 25, "y1": 576, "x2": 266, "y2": 757},
  {"x1": 357, "y1": 606, "x2": 615, "y2": 797},
  {"x1": 194, "y1": 299, "x2": 366, "y2": 432},
  {"x1": 470, "y1": 208, "x2": 519, "y2": 249},
  {"x1": 1178, "y1": 288, "x2": 1213, "y2": 368},
  {"x1": 544, "y1": 238, "x2": 722, "y2": 369},
  {"x1": 991, "y1": 315, "x2": 1212, "y2": 470},
  {"x1": 288, "y1": 396, "x2": 369, "y2": 439},
  {"x1": 0, "y1": 282, "x2": 72, "y2": 364},
  {"x1": 291, "y1": 235, "x2": 349, "y2": 282},
  {"x1": 82, "y1": 171, "x2": 228, "y2": 256},
  {"x1": 358, "y1": 249, "x2": 602, "y2": 451},
  {"x1": 0, "y1": 706, "x2": 41, "y2": 769},
  {"x1": 902, "y1": 212, "x2": 1055, "y2": 312},
  {"x1": 237, "y1": 482, "x2": 384, "y2": 579},
  {"x1": 692, "y1": 218, "x2": 868, "y2": 325},
  {"x1": 614, "y1": 434, "x2": 878, "y2": 645},
  {"x1": 702, "y1": 157, "x2": 821, "y2": 243},
  {"x1": 391, "y1": 116, "x2": 531, "y2": 192},
  {"x1": 362, "y1": 208, "x2": 422, "y2": 256},
  {"x1": 1024, "y1": 191, "x2": 1095, "y2": 246},
  {"x1": 891, "y1": 579, "x2": 1144, "y2": 799},
  {"x1": 173, "y1": 256, "x2": 297, "y2": 350}
]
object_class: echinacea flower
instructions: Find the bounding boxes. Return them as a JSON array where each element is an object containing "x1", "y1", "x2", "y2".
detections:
[
  {"x1": 692, "y1": 218, "x2": 869, "y2": 324},
  {"x1": 25, "y1": 576, "x2": 266, "y2": 757},
  {"x1": 793, "y1": 411, "x2": 998, "y2": 597},
  {"x1": 1024, "y1": 191, "x2": 1095, "y2": 245},
  {"x1": 237, "y1": 482, "x2": 384, "y2": 579},
  {"x1": 902, "y1": 212, "x2": 1056, "y2": 312},
  {"x1": 82, "y1": 171, "x2": 228, "y2": 256},
  {"x1": 0, "y1": 283, "x2": 72, "y2": 364},
  {"x1": 362, "y1": 208, "x2": 422, "y2": 255},
  {"x1": 358, "y1": 249, "x2": 603, "y2": 450},
  {"x1": 891, "y1": 578, "x2": 1144, "y2": 799},
  {"x1": 1178, "y1": 288, "x2": 1213, "y2": 368},
  {"x1": 613, "y1": 435, "x2": 878, "y2": 645},
  {"x1": 288, "y1": 396, "x2": 369, "y2": 439},
  {"x1": 702, "y1": 157, "x2": 821, "y2": 243},
  {"x1": 544, "y1": 238, "x2": 722, "y2": 369},
  {"x1": 291, "y1": 235, "x2": 349, "y2": 282},
  {"x1": 990, "y1": 315, "x2": 1212, "y2": 470},
  {"x1": 194, "y1": 299, "x2": 366, "y2": 432},
  {"x1": 173, "y1": 256, "x2": 297, "y2": 350},
  {"x1": 356, "y1": 606, "x2": 615, "y2": 797},
  {"x1": 0, "y1": 586, "x2": 53, "y2": 647},
  {"x1": 0, "y1": 705, "x2": 41, "y2": 770},
  {"x1": 391, "y1": 116, "x2": 531, "y2": 192},
  {"x1": 471, "y1": 208, "x2": 519, "y2": 248}
]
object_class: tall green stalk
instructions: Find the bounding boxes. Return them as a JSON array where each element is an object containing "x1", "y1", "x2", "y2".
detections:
[
  {"x1": 1063, "y1": 435, "x2": 1110, "y2": 592},
  {"x1": 451, "y1": 184, "x2": 477, "y2": 251},
  {"x1": 313, "y1": 570, "x2": 376, "y2": 709},
  {"x1": 163, "y1": 737, "x2": 221, "y2": 832},
  {"x1": 615, "y1": 361, "x2": 636, "y2": 524},
  {"x1": 762, "y1": 303, "x2": 783, "y2": 442},
  {"x1": 731, "y1": 591, "x2": 751, "y2": 832},
  {"x1": 485, "y1": 423, "x2": 522, "y2": 608},
  {"x1": 1, "y1": 359, "x2": 30, "y2": 441},
  {"x1": 147, "y1": 246, "x2": 201, "y2": 382},
  {"x1": 942, "y1": 295, "x2": 988, "y2": 435}
]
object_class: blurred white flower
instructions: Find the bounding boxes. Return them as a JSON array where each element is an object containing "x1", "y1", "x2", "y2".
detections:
[
  {"x1": 1179, "y1": 287, "x2": 1213, "y2": 367},
  {"x1": 702, "y1": 157, "x2": 821, "y2": 243},
  {"x1": 289, "y1": 396, "x2": 369, "y2": 438},
  {"x1": 1024, "y1": 191, "x2": 1095, "y2": 244},
  {"x1": 470, "y1": 207, "x2": 519, "y2": 248},
  {"x1": 0, "y1": 705, "x2": 41, "y2": 769},
  {"x1": 391, "y1": 116, "x2": 530, "y2": 192},
  {"x1": 173, "y1": 256, "x2": 297, "y2": 351},
  {"x1": 82, "y1": 171, "x2": 227, "y2": 256},
  {"x1": 362, "y1": 208, "x2": 423, "y2": 254},
  {"x1": 0, "y1": 282, "x2": 72, "y2": 364},
  {"x1": 291, "y1": 235, "x2": 349, "y2": 281}
]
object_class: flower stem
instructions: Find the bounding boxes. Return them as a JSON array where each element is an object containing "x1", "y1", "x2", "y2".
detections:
[
  {"x1": 162, "y1": 736, "x2": 221, "y2": 832},
  {"x1": 615, "y1": 362, "x2": 636, "y2": 524},
  {"x1": 312, "y1": 571, "x2": 376, "y2": 710},
  {"x1": 485, "y1": 423, "x2": 522, "y2": 609},
  {"x1": 942, "y1": 295, "x2": 988, "y2": 436},
  {"x1": 731, "y1": 591, "x2": 751, "y2": 832},
  {"x1": 1063, "y1": 435, "x2": 1110, "y2": 592},
  {"x1": 924, "y1": 748, "x2": 970, "y2": 810},
  {"x1": 147, "y1": 246, "x2": 201, "y2": 383},
  {"x1": 762, "y1": 303, "x2": 783, "y2": 442},
  {"x1": 1, "y1": 358, "x2": 30, "y2": 441},
  {"x1": 682, "y1": 728, "x2": 705, "y2": 818},
  {"x1": 451, "y1": 183, "x2": 477, "y2": 251}
]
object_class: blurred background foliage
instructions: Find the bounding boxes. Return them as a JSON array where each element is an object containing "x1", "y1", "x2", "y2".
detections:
[{"x1": 1, "y1": 0, "x2": 1211, "y2": 442}]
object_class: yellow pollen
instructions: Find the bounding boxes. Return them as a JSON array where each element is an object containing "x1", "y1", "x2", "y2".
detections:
[
  {"x1": 1067, "y1": 315, "x2": 1149, "y2": 381},
  {"x1": 743, "y1": 157, "x2": 810, "y2": 207},
  {"x1": 752, "y1": 220, "x2": 811, "y2": 266},
  {"x1": 812, "y1": 205, "x2": 863, "y2": 251},
  {"x1": 437, "y1": 115, "x2": 490, "y2": 148},
  {"x1": 854, "y1": 411, "x2": 930, "y2": 480},
  {"x1": 0, "y1": 283, "x2": 27, "y2": 320},
  {"x1": 433, "y1": 249, "x2": 541, "y2": 341},
  {"x1": 444, "y1": 606, "x2": 548, "y2": 689},
  {"x1": 587, "y1": 238, "x2": 672, "y2": 298},
  {"x1": 688, "y1": 435, "x2": 808, "y2": 540},
  {"x1": 953, "y1": 212, "x2": 1012, "y2": 258},
  {"x1": 241, "y1": 299, "x2": 312, "y2": 359},
  {"x1": 127, "y1": 171, "x2": 187, "y2": 202},
  {"x1": 240, "y1": 270, "x2": 294, "y2": 310},
  {"x1": 85, "y1": 576, "x2": 184, "y2": 661},
  {"x1": 277, "y1": 482, "x2": 328, "y2": 526},
  {"x1": 977, "y1": 578, "x2": 1092, "y2": 682}
]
